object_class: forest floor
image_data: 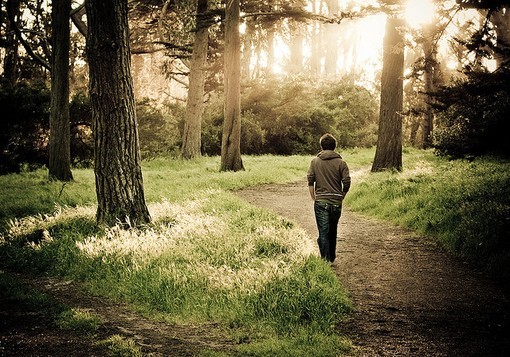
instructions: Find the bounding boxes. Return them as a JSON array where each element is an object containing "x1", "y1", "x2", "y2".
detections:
[{"x1": 1, "y1": 179, "x2": 510, "y2": 356}]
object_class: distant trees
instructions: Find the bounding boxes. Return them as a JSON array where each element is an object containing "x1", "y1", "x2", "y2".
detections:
[{"x1": 86, "y1": 0, "x2": 151, "y2": 226}]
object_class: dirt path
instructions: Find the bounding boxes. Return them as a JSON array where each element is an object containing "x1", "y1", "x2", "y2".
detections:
[
  {"x1": 236, "y1": 180, "x2": 510, "y2": 356},
  {"x1": 0, "y1": 273, "x2": 235, "y2": 356}
]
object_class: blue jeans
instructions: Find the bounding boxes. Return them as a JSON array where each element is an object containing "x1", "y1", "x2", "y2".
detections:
[{"x1": 314, "y1": 201, "x2": 342, "y2": 263}]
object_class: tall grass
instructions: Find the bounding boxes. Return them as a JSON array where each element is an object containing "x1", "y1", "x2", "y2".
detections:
[
  {"x1": 345, "y1": 148, "x2": 510, "y2": 279},
  {"x1": 0, "y1": 155, "x2": 351, "y2": 356}
]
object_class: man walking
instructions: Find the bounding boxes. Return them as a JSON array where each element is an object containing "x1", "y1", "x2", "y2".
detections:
[{"x1": 307, "y1": 133, "x2": 351, "y2": 263}]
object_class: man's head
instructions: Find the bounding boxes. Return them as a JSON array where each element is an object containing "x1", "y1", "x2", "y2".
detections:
[{"x1": 320, "y1": 133, "x2": 337, "y2": 151}]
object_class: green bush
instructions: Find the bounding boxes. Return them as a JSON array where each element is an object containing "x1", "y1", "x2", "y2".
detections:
[
  {"x1": 0, "y1": 81, "x2": 50, "y2": 174},
  {"x1": 433, "y1": 71, "x2": 510, "y2": 158},
  {"x1": 201, "y1": 77, "x2": 378, "y2": 156},
  {"x1": 136, "y1": 99, "x2": 183, "y2": 159}
]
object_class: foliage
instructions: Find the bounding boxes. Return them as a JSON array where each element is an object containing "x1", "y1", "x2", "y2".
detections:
[
  {"x1": 0, "y1": 80, "x2": 51, "y2": 174},
  {"x1": 202, "y1": 78, "x2": 378, "y2": 155},
  {"x1": 432, "y1": 70, "x2": 510, "y2": 158},
  {"x1": 69, "y1": 91, "x2": 93, "y2": 167},
  {"x1": 136, "y1": 99, "x2": 184, "y2": 159},
  {"x1": 346, "y1": 148, "x2": 510, "y2": 280}
]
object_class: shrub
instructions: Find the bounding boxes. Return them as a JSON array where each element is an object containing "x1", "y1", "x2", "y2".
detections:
[
  {"x1": 136, "y1": 99, "x2": 183, "y2": 159},
  {"x1": 201, "y1": 77, "x2": 378, "y2": 156},
  {"x1": 433, "y1": 70, "x2": 510, "y2": 158},
  {"x1": 0, "y1": 81, "x2": 50, "y2": 174}
]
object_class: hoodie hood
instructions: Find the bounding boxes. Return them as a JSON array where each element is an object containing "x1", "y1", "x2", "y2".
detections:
[{"x1": 317, "y1": 150, "x2": 342, "y2": 160}]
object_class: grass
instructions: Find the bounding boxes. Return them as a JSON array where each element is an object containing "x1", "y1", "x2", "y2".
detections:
[
  {"x1": 0, "y1": 154, "x2": 351, "y2": 356},
  {"x1": 0, "y1": 271, "x2": 100, "y2": 335},
  {"x1": 1, "y1": 149, "x2": 508, "y2": 354},
  {"x1": 345, "y1": 147, "x2": 510, "y2": 279}
]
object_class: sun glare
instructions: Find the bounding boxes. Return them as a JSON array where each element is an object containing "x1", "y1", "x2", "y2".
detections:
[{"x1": 405, "y1": 0, "x2": 436, "y2": 27}]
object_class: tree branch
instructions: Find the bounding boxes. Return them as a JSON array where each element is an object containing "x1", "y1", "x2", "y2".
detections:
[
  {"x1": 7, "y1": 0, "x2": 50, "y2": 70},
  {"x1": 71, "y1": 2, "x2": 87, "y2": 37}
]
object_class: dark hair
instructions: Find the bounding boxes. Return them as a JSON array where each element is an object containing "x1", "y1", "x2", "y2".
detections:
[{"x1": 320, "y1": 133, "x2": 337, "y2": 151}]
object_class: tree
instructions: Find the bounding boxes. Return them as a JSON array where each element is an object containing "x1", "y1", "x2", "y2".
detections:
[
  {"x1": 372, "y1": 15, "x2": 405, "y2": 172},
  {"x1": 181, "y1": 0, "x2": 209, "y2": 160},
  {"x1": 86, "y1": 0, "x2": 151, "y2": 226},
  {"x1": 48, "y1": 0, "x2": 73, "y2": 181},
  {"x1": 2, "y1": 0, "x2": 20, "y2": 85},
  {"x1": 220, "y1": 0, "x2": 244, "y2": 171}
]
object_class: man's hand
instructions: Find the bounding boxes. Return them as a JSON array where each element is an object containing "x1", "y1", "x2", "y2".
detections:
[{"x1": 308, "y1": 186, "x2": 315, "y2": 200}]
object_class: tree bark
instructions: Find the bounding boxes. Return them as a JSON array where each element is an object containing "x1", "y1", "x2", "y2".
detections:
[
  {"x1": 48, "y1": 0, "x2": 73, "y2": 181},
  {"x1": 220, "y1": 0, "x2": 244, "y2": 172},
  {"x1": 86, "y1": 0, "x2": 151, "y2": 226},
  {"x1": 324, "y1": 0, "x2": 339, "y2": 76},
  {"x1": 421, "y1": 32, "x2": 436, "y2": 149},
  {"x1": 3, "y1": 0, "x2": 20, "y2": 85},
  {"x1": 181, "y1": 0, "x2": 209, "y2": 160},
  {"x1": 372, "y1": 16, "x2": 405, "y2": 172}
]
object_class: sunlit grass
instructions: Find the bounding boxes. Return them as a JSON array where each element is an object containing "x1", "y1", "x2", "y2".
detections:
[
  {"x1": 346, "y1": 148, "x2": 510, "y2": 279},
  {"x1": 97, "y1": 335, "x2": 142, "y2": 357},
  {"x1": 0, "y1": 155, "x2": 354, "y2": 355},
  {"x1": 56, "y1": 308, "x2": 102, "y2": 333},
  {"x1": 1, "y1": 148, "x2": 508, "y2": 354}
]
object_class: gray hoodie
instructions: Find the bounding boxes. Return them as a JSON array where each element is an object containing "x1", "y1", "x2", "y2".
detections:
[{"x1": 307, "y1": 150, "x2": 351, "y2": 204}]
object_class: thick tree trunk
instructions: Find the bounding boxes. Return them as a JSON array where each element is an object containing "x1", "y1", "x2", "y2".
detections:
[
  {"x1": 220, "y1": 0, "x2": 244, "y2": 172},
  {"x1": 372, "y1": 16, "x2": 405, "y2": 172},
  {"x1": 86, "y1": 0, "x2": 151, "y2": 226},
  {"x1": 181, "y1": 0, "x2": 209, "y2": 160},
  {"x1": 48, "y1": 0, "x2": 73, "y2": 181}
]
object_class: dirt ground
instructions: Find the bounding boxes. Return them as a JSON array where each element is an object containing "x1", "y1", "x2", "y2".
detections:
[{"x1": 1, "y1": 179, "x2": 510, "y2": 356}]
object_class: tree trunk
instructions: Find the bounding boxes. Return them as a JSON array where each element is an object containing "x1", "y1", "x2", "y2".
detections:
[
  {"x1": 289, "y1": 22, "x2": 304, "y2": 74},
  {"x1": 242, "y1": 18, "x2": 253, "y2": 80},
  {"x1": 86, "y1": 0, "x2": 151, "y2": 226},
  {"x1": 324, "y1": 0, "x2": 339, "y2": 76},
  {"x1": 421, "y1": 34, "x2": 436, "y2": 149},
  {"x1": 372, "y1": 16, "x2": 405, "y2": 172},
  {"x1": 181, "y1": 0, "x2": 209, "y2": 160},
  {"x1": 48, "y1": 0, "x2": 73, "y2": 181},
  {"x1": 220, "y1": 0, "x2": 244, "y2": 172},
  {"x1": 4, "y1": 0, "x2": 20, "y2": 86},
  {"x1": 266, "y1": 26, "x2": 275, "y2": 75}
]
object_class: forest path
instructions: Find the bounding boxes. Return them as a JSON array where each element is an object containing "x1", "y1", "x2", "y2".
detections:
[{"x1": 236, "y1": 179, "x2": 510, "y2": 356}]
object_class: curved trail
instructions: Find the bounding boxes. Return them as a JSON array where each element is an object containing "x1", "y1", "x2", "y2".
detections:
[{"x1": 236, "y1": 180, "x2": 510, "y2": 356}]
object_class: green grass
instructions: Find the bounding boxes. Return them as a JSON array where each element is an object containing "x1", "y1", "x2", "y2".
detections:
[
  {"x1": 345, "y1": 147, "x2": 510, "y2": 279},
  {"x1": 0, "y1": 154, "x2": 351, "y2": 356},
  {"x1": 1, "y1": 149, "x2": 508, "y2": 355}
]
